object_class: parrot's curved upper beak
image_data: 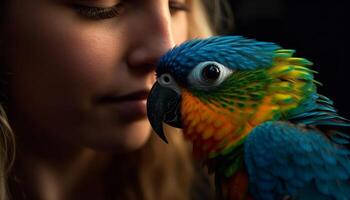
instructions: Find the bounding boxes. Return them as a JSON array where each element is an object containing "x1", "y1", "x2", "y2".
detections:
[{"x1": 147, "y1": 82, "x2": 182, "y2": 143}]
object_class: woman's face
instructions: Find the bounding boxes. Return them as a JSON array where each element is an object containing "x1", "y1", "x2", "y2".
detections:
[{"x1": 3, "y1": 0, "x2": 189, "y2": 152}]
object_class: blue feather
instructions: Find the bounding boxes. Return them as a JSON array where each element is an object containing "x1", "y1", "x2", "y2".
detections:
[
  {"x1": 245, "y1": 121, "x2": 350, "y2": 200},
  {"x1": 156, "y1": 36, "x2": 280, "y2": 85}
]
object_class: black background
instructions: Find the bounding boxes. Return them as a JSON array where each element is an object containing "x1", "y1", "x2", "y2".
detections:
[{"x1": 228, "y1": 0, "x2": 349, "y2": 118}]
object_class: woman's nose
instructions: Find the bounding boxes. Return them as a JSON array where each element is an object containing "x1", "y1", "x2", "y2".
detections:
[{"x1": 126, "y1": 4, "x2": 175, "y2": 75}]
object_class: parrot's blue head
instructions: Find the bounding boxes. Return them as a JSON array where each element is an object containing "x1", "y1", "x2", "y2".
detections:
[{"x1": 156, "y1": 36, "x2": 280, "y2": 87}]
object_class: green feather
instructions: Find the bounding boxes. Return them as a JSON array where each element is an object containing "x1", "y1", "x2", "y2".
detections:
[
  {"x1": 275, "y1": 49, "x2": 296, "y2": 56},
  {"x1": 224, "y1": 155, "x2": 243, "y2": 177}
]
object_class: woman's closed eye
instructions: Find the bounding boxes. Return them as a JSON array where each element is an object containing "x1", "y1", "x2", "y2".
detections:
[
  {"x1": 169, "y1": 0, "x2": 190, "y2": 14},
  {"x1": 72, "y1": 0, "x2": 190, "y2": 20},
  {"x1": 72, "y1": 2, "x2": 125, "y2": 20}
]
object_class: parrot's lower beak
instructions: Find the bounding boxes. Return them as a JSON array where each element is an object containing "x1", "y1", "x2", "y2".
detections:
[{"x1": 147, "y1": 82, "x2": 182, "y2": 143}]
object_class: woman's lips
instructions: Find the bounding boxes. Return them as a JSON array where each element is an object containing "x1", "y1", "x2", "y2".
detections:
[
  {"x1": 96, "y1": 90, "x2": 149, "y2": 122},
  {"x1": 97, "y1": 90, "x2": 149, "y2": 103}
]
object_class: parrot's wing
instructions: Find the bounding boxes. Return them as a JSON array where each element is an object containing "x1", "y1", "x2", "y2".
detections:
[{"x1": 244, "y1": 121, "x2": 350, "y2": 200}]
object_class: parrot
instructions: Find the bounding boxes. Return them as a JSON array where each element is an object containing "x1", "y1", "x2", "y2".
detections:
[{"x1": 146, "y1": 35, "x2": 350, "y2": 200}]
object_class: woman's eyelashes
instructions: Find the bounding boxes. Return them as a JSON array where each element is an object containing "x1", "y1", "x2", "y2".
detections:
[
  {"x1": 169, "y1": 1, "x2": 190, "y2": 14},
  {"x1": 72, "y1": 1, "x2": 190, "y2": 20},
  {"x1": 72, "y1": 3, "x2": 125, "y2": 20}
]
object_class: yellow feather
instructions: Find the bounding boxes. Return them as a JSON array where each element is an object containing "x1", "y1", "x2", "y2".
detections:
[
  {"x1": 273, "y1": 93, "x2": 294, "y2": 104},
  {"x1": 268, "y1": 65, "x2": 292, "y2": 75}
]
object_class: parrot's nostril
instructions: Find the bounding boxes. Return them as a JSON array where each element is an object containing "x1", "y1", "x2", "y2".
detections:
[{"x1": 159, "y1": 74, "x2": 172, "y2": 85}]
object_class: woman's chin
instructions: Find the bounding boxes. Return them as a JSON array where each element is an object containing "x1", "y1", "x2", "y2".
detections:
[
  {"x1": 118, "y1": 126, "x2": 152, "y2": 152},
  {"x1": 85, "y1": 119, "x2": 153, "y2": 153}
]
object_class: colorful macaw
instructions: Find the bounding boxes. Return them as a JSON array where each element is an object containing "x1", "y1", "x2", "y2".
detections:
[{"x1": 147, "y1": 36, "x2": 350, "y2": 200}]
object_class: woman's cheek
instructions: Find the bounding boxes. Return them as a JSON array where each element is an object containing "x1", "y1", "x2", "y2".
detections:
[
  {"x1": 49, "y1": 29, "x2": 123, "y2": 94},
  {"x1": 8, "y1": 1, "x2": 122, "y2": 96},
  {"x1": 6, "y1": 2, "x2": 122, "y2": 124},
  {"x1": 171, "y1": 13, "x2": 189, "y2": 44}
]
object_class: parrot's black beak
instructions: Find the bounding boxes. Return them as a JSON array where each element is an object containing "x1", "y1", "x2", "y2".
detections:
[{"x1": 147, "y1": 82, "x2": 182, "y2": 143}]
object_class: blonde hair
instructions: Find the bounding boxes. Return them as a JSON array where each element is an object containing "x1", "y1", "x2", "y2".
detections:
[
  {"x1": 0, "y1": 105, "x2": 15, "y2": 199},
  {"x1": 188, "y1": 0, "x2": 214, "y2": 38},
  {"x1": 110, "y1": 126, "x2": 195, "y2": 200},
  {"x1": 188, "y1": 0, "x2": 234, "y2": 37},
  {"x1": 0, "y1": 0, "x2": 230, "y2": 199}
]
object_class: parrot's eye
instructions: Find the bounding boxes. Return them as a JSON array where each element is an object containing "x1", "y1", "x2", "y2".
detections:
[
  {"x1": 202, "y1": 64, "x2": 221, "y2": 81},
  {"x1": 188, "y1": 61, "x2": 233, "y2": 91}
]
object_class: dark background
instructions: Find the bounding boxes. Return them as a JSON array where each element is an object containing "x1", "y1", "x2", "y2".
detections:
[{"x1": 227, "y1": 0, "x2": 349, "y2": 118}]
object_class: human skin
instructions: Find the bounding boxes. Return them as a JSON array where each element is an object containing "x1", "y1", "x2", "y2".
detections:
[
  {"x1": 1, "y1": 0, "x2": 190, "y2": 198},
  {"x1": 3, "y1": 0, "x2": 189, "y2": 153}
]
